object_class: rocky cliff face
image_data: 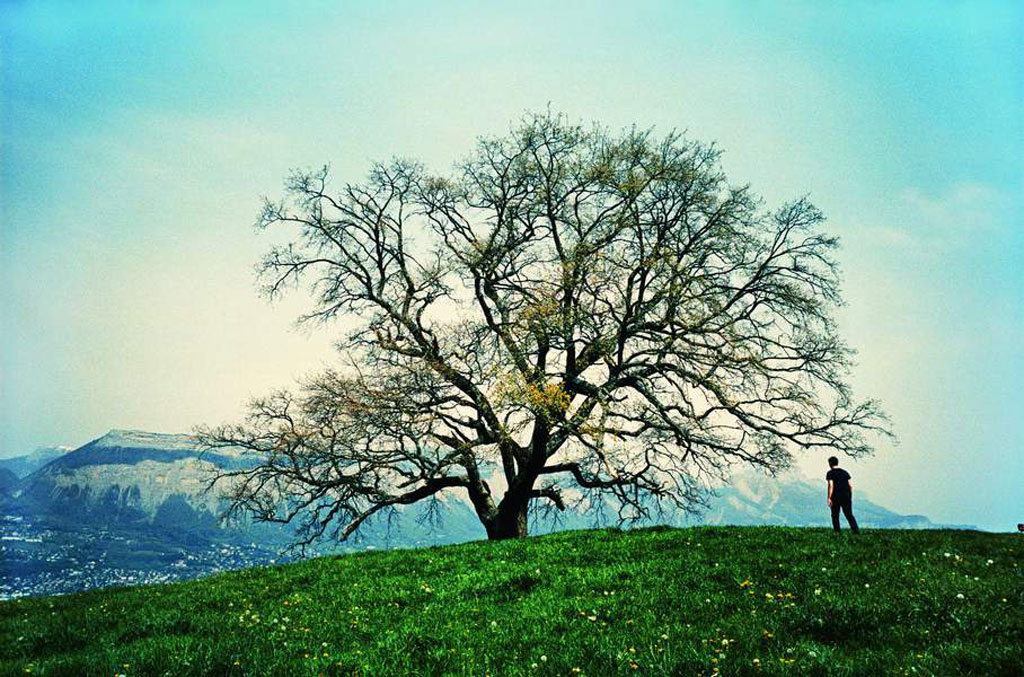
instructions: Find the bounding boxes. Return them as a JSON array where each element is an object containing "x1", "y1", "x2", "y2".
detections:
[
  {"x1": 9, "y1": 430, "x2": 258, "y2": 539},
  {"x1": 3, "y1": 430, "x2": 486, "y2": 549}
]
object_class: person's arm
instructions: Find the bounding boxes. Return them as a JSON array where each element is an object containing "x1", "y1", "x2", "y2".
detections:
[{"x1": 827, "y1": 479, "x2": 833, "y2": 506}]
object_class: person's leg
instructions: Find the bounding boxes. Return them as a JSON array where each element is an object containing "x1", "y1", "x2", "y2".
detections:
[
  {"x1": 841, "y1": 498, "x2": 860, "y2": 533},
  {"x1": 831, "y1": 501, "x2": 841, "y2": 531}
]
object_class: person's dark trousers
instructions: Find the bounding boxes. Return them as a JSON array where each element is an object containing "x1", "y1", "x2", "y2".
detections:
[{"x1": 831, "y1": 495, "x2": 860, "y2": 533}]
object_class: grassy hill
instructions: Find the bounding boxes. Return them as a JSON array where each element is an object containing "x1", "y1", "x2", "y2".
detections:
[{"x1": 1, "y1": 527, "x2": 1020, "y2": 676}]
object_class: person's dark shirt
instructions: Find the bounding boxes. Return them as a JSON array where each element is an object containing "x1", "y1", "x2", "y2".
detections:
[{"x1": 826, "y1": 468, "x2": 852, "y2": 499}]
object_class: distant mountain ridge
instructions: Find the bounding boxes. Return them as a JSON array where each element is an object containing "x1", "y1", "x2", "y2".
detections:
[
  {"x1": 2, "y1": 429, "x2": 972, "y2": 541},
  {"x1": 39, "y1": 429, "x2": 248, "y2": 472},
  {"x1": 700, "y1": 470, "x2": 974, "y2": 530},
  {"x1": 0, "y1": 445, "x2": 73, "y2": 479},
  {"x1": 1, "y1": 430, "x2": 485, "y2": 551}
]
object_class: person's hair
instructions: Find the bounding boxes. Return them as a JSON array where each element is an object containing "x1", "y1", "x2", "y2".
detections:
[{"x1": 828, "y1": 456, "x2": 839, "y2": 467}]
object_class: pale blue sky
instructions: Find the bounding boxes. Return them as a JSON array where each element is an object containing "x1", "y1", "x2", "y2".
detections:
[{"x1": 2, "y1": 1, "x2": 1021, "y2": 530}]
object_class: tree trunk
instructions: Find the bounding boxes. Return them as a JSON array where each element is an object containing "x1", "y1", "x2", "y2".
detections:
[{"x1": 485, "y1": 500, "x2": 529, "y2": 540}]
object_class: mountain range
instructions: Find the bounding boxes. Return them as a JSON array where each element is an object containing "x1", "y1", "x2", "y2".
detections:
[
  {"x1": 2, "y1": 429, "x2": 487, "y2": 549},
  {"x1": 0, "y1": 445, "x2": 73, "y2": 480},
  {"x1": 1, "y1": 428, "x2": 973, "y2": 539},
  {"x1": 0, "y1": 429, "x2": 974, "y2": 597}
]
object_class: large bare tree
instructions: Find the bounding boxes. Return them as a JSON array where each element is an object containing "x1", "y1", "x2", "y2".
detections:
[{"x1": 199, "y1": 111, "x2": 888, "y2": 543}]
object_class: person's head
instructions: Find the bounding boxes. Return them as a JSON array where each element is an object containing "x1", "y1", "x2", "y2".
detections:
[{"x1": 828, "y1": 456, "x2": 839, "y2": 468}]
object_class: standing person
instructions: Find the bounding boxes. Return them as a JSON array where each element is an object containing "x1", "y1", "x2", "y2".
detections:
[{"x1": 826, "y1": 456, "x2": 859, "y2": 533}]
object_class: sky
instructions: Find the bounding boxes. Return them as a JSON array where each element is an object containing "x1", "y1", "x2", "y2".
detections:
[{"x1": 2, "y1": 1, "x2": 1021, "y2": 531}]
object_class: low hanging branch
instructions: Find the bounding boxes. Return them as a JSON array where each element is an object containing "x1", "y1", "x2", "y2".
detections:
[{"x1": 198, "y1": 110, "x2": 890, "y2": 543}]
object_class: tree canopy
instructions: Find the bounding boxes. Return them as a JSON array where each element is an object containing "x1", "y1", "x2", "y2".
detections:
[{"x1": 199, "y1": 111, "x2": 888, "y2": 543}]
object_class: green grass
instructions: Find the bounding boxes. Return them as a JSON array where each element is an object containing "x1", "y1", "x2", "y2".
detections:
[{"x1": 1, "y1": 527, "x2": 1021, "y2": 676}]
